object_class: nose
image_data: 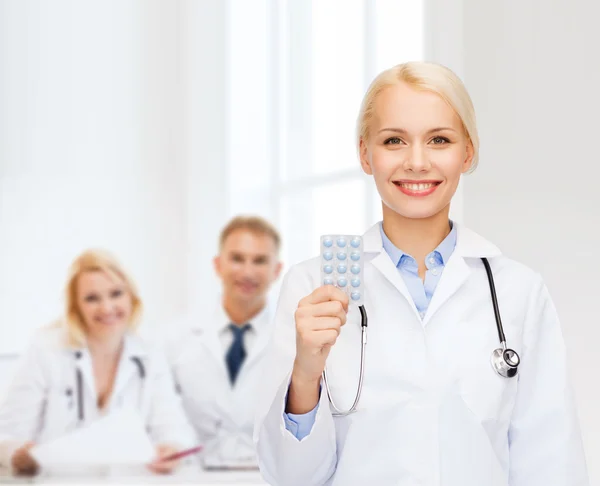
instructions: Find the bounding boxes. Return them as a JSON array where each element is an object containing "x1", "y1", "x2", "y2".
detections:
[
  {"x1": 241, "y1": 261, "x2": 256, "y2": 278},
  {"x1": 403, "y1": 144, "x2": 431, "y2": 172},
  {"x1": 99, "y1": 298, "x2": 113, "y2": 315}
]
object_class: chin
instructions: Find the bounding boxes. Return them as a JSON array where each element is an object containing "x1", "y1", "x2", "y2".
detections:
[
  {"x1": 96, "y1": 322, "x2": 127, "y2": 333},
  {"x1": 385, "y1": 204, "x2": 444, "y2": 220}
]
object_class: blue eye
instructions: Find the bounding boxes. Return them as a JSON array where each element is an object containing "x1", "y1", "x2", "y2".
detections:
[
  {"x1": 432, "y1": 136, "x2": 450, "y2": 144},
  {"x1": 384, "y1": 137, "x2": 402, "y2": 145}
]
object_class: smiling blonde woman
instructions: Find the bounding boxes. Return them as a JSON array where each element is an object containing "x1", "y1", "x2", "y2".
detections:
[
  {"x1": 0, "y1": 249, "x2": 196, "y2": 476},
  {"x1": 254, "y1": 62, "x2": 588, "y2": 486}
]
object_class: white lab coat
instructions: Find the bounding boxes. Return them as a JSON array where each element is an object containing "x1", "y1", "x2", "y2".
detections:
[
  {"x1": 0, "y1": 326, "x2": 197, "y2": 469},
  {"x1": 168, "y1": 304, "x2": 273, "y2": 467},
  {"x1": 254, "y1": 222, "x2": 588, "y2": 486}
]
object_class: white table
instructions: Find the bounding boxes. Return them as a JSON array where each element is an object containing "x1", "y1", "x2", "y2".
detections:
[{"x1": 0, "y1": 466, "x2": 269, "y2": 485}]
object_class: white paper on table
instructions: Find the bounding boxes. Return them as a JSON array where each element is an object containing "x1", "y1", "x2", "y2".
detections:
[{"x1": 30, "y1": 407, "x2": 156, "y2": 466}]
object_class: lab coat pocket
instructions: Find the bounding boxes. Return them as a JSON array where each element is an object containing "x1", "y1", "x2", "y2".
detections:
[
  {"x1": 438, "y1": 391, "x2": 509, "y2": 486},
  {"x1": 451, "y1": 318, "x2": 519, "y2": 427},
  {"x1": 459, "y1": 359, "x2": 517, "y2": 423}
]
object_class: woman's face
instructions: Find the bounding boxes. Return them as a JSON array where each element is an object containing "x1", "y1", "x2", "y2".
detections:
[
  {"x1": 360, "y1": 82, "x2": 474, "y2": 221},
  {"x1": 75, "y1": 270, "x2": 133, "y2": 341}
]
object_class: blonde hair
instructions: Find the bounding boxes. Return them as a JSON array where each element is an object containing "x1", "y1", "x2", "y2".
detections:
[
  {"x1": 357, "y1": 61, "x2": 480, "y2": 171},
  {"x1": 61, "y1": 249, "x2": 142, "y2": 347},
  {"x1": 219, "y1": 215, "x2": 281, "y2": 252}
]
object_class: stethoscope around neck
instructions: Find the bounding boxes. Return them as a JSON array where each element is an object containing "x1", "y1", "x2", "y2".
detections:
[
  {"x1": 68, "y1": 352, "x2": 146, "y2": 422},
  {"x1": 322, "y1": 257, "x2": 521, "y2": 417}
]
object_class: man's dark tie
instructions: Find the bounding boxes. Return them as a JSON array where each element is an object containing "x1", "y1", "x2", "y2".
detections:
[{"x1": 226, "y1": 323, "x2": 251, "y2": 385}]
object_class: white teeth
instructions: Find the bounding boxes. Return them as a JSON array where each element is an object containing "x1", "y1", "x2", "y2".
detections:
[{"x1": 399, "y1": 182, "x2": 436, "y2": 190}]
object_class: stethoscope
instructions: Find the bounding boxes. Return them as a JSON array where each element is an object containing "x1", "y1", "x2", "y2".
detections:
[
  {"x1": 322, "y1": 257, "x2": 521, "y2": 417},
  {"x1": 66, "y1": 351, "x2": 146, "y2": 422}
]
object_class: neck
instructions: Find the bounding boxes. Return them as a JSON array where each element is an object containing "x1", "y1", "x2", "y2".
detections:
[
  {"x1": 223, "y1": 295, "x2": 266, "y2": 326},
  {"x1": 382, "y1": 205, "x2": 452, "y2": 266},
  {"x1": 86, "y1": 334, "x2": 124, "y2": 361}
]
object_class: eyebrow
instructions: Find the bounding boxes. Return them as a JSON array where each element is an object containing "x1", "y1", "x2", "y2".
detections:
[
  {"x1": 378, "y1": 127, "x2": 457, "y2": 135},
  {"x1": 230, "y1": 251, "x2": 271, "y2": 260}
]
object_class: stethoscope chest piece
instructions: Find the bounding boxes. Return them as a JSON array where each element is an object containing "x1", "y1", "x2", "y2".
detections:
[{"x1": 491, "y1": 346, "x2": 520, "y2": 378}]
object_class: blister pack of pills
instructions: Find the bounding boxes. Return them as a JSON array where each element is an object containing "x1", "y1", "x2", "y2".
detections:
[{"x1": 320, "y1": 235, "x2": 364, "y2": 305}]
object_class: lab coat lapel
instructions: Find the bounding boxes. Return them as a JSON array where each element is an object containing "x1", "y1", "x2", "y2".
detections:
[
  {"x1": 422, "y1": 252, "x2": 471, "y2": 326},
  {"x1": 72, "y1": 348, "x2": 97, "y2": 405},
  {"x1": 111, "y1": 335, "x2": 146, "y2": 401},
  {"x1": 423, "y1": 224, "x2": 502, "y2": 326},
  {"x1": 363, "y1": 224, "x2": 422, "y2": 320},
  {"x1": 241, "y1": 307, "x2": 272, "y2": 372},
  {"x1": 192, "y1": 307, "x2": 231, "y2": 381}
]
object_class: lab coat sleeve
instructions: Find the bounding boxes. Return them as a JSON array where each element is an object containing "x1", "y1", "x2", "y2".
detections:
[
  {"x1": 0, "y1": 336, "x2": 48, "y2": 468},
  {"x1": 508, "y1": 276, "x2": 589, "y2": 485},
  {"x1": 144, "y1": 348, "x2": 198, "y2": 451},
  {"x1": 284, "y1": 404, "x2": 319, "y2": 441},
  {"x1": 254, "y1": 263, "x2": 338, "y2": 486}
]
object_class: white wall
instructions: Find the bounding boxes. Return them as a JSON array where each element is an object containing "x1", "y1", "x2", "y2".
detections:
[
  {"x1": 428, "y1": 0, "x2": 600, "y2": 481},
  {"x1": 0, "y1": 0, "x2": 229, "y2": 352},
  {"x1": 179, "y1": 0, "x2": 229, "y2": 321}
]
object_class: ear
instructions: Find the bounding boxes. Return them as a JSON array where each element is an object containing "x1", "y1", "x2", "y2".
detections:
[
  {"x1": 462, "y1": 140, "x2": 475, "y2": 173},
  {"x1": 213, "y1": 256, "x2": 222, "y2": 278},
  {"x1": 273, "y1": 261, "x2": 283, "y2": 281},
  {"x1": 359, "y1": 138, "x2": 373, "y2": 175}
]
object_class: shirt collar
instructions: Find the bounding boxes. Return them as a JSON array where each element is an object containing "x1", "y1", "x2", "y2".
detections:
[
  {"x1": 379, "y1": 221, "x2": 458, "y2": 268},
  {"x1": 217, "y1": 302, "x2": 271, "y2": 336},
  {"x1": 66, "y1": 330, "x2": 147, "y2": 359}
]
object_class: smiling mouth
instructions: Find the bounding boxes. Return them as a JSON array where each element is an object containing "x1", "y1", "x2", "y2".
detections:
[
  {"x1": 236, "y1": 281, "x2": 259, "y2": 292},
  {"x1": 96, "y1": 315, "x2": 121, "y2": 325},
  {"x1": 393, "y1": 180, "x2": 442, "y2": 196}
]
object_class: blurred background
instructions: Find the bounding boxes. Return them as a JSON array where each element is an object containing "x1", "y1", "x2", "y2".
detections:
[{"x1": 0, "y1": 0, "x2": 598, "y2": 481}]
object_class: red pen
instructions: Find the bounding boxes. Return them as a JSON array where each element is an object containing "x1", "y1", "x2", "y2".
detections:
[{"x1": 159, "y1": 445, "x2": 203, "y2": 462}]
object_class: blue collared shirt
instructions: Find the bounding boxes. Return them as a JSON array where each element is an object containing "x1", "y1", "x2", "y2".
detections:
[
  {"x1": 283, "y1": 221, "x2": 458, "y2": 440},
  {"x1": 380, "y1": 222, "x2": 457, "y2": 319}
]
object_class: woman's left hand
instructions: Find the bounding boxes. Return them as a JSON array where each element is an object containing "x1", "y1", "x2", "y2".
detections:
[{"x1": 147, "y1": 444, "x2": 180, "y2": 474}]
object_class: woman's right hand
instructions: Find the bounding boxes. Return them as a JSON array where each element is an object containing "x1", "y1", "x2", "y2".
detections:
[
  {"x1": 287, "y1": 286, "x2": 349, "y2": 414},
  {"x1": 11, "y1": 442, "x2": 39, "y2": 476}
]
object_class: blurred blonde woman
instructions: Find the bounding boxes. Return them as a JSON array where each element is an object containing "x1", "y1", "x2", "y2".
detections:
[{"x1": 0, "y1": 250, "x2": 196, "y2": 475}]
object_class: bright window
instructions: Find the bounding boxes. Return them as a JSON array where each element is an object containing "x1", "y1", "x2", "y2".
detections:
[{"x1": 227, "y1": 0, "x2": 424, "y2": 268}]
